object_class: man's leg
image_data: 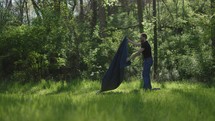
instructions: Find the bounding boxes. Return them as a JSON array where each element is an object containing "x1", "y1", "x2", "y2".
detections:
[{"x1": 143, "y1": 59, "x2": 152, "y2": 89}]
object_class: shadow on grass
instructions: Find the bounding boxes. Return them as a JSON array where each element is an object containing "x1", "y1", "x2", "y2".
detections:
[
  {"x1": 0, "y1": 79, "x2": 87, "y2": 95},
  {"x1": 171, "y1": 89, "x2": 214, "y2": 109},
  {"x1": 98, "y1": 91, "x2": 125, "y2": 95},
  {"x1": 97, "y1": 88, "x2": 155, "y2": 95},
  {"x1": 0, "y1": 81, "x2": 38, "y2": 94},
  {"x1": 97, "y1": 87, "x2": 162, "y2": 95}
]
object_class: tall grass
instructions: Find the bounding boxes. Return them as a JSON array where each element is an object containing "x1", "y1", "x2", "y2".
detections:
[{"x1": 0, "y1": 80, "x2": 214, "y2": 121}]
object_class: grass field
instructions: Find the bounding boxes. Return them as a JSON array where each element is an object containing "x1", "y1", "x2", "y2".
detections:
[{"x1": 0, "y1": 80, "x2": 215, "y2": 121}]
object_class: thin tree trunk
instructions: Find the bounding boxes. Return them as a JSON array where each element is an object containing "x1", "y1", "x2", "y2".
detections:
[
  {"x1": 79, "y1": 0, "x2": 84, "y2": 21},
  {"x1": 153, "y1": 0, "x2": 158, "y2": 80},
  {"x1": 182, "y1": 0, "x2": 185, "y2": 19},
  {"x1": 6, "y1": 0, "x2": 12, "y2": 10},
  {"x1": 6, "y1": 0, "x2": 8, "y2": 6},
  {"x1": 161, "y1": 0, "x2": 174, "y2": 20},
  {"x1": 71, "y1": 0, "x2": 77, "y2": 12},
  {"x1": 173, "y1": 0, "x2": 178, "y2": 18},
  {"x1": 98, "y1": 0, "x2": 106, "y2": 37},
  {"x1": 21, "y1": 1, "x2": 24, "y2": 23},
  {"x1": 158, "y1": 0, "x2": 160, "y2": 29},
  {"x1": 212, "y1": 0, "x2": 215, "y2": 58},
  {"x1": 137, "y1": 0, "x2": 143, "y2": 33},
  {"x1": 212, "y1": 0, "x2": 215, "y2": 84},
  {"x1": 90, "y1": 0, "x2": 97, "y2": 36},
  {"x1": 17, "y1": 0, "x2": 25, "y2": 24},
  {"x1": 31, "y1": 0, "x2": 41, "y2": 19},
  {"x1": 24, "y1": 0, "x2": 30, "y2": 25}
]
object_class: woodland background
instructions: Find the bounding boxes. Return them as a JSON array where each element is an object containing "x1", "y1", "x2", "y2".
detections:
[{"x1": 0, "y1": 0, "x2": 214, "y2": 84}]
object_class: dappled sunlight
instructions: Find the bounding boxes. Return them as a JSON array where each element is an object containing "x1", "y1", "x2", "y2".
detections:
[
  {"x1": 0, "y1": 80, "x2": 215, "y2": 121},
  {"x1": 159, "y1": 81, "x2": 205, "y2": 90}
]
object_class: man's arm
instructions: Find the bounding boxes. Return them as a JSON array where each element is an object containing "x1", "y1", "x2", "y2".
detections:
[
  {"x1": 128, "y1": 38, "x2": 141, "y2": 46},
  {"x1": 127, "y1": 48, "x2": 144, "y2": 61}
]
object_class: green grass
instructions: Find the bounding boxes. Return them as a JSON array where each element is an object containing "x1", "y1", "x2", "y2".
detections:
[{"x1": 0, "y1": 80, "x2": 215, "y2": 121}]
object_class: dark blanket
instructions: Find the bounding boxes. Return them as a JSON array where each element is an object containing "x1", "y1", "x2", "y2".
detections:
[{"x1": 101, "y1": 37, "x2": 131, "y2": 92}]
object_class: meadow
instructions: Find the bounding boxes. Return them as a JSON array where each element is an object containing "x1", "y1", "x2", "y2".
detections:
[{"x1": 0, "y1": 80, "x2": 215, "y2": 121}]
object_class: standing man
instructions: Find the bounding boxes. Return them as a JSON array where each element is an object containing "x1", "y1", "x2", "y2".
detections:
[{"x1": 127, "y1": 33, "x2": 153, "y2": 90}]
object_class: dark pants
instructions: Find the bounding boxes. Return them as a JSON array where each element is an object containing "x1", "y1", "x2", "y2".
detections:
[{"x1": 142, "y1": 57, "x2": 153, "y2": 89}]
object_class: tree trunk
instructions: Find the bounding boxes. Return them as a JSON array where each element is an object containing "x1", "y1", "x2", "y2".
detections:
[
  {"x1": 6, "y1": 0, "x2": 12, "y2": 10},
  {"x1": 158, "y1": 0, "x2": 160, "y2": 29},
  {"x1": 161, "y1": 0, "x2": 174, "y2": 20},
  {"x1": 71, "y1": 0, "x2": 77, "y2": 12},
  {"x1": 98, "y1": 0, "x2": 106, "y2": 37},
  {"x1": 173, "y1": 0, "x2": 178, "y2": 18},
  {"x1": 153, "y1": 0, "x2": 158, "y2": 80},
  {"x1": 24, "y1": 0, "x2": 30, "y2": 25},
  {"x1": 90, "y1": 0, "x2": 97, "y2": 36},
  {"x1": 79, "y1": 0, "x2": 84, "y2": 21},
  {"x1": 17, "y1": 0, "x2": 25, "y2": 24},
  {"x1": 212, "y1": 0, "x2": 215, "y2": 58},
  {"x1": 182, "y1": 0, "x2": 185, "y2": 19},
  {"x1": 31, "y1": 0, "x2": 41, "y2": 19},
  {"x1": 137, "y1": 0, "x2": 143, "y2": 33}
]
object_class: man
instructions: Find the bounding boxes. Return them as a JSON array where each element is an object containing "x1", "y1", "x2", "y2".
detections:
[{"x1": 127, "y1": 33, "x2": 153, "y2": 90}]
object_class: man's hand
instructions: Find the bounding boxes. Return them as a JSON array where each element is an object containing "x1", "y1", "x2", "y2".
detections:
[
  {"x1": 127, "y1": 38, "x2": 141, "y2": 46},
  {"x1": 127, "y1": 38, "x2": 132, "y2": 43},
  {"x1": 127, "y1": 48, "x2": 144, "y2": 61}
]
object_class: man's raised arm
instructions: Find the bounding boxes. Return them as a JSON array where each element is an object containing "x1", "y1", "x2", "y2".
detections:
[{"x1": 128, "y1": 38, "x2": 141, "y2": 46}]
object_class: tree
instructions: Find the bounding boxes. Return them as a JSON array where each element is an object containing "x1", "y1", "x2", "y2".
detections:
[
  {"x1": 79, "y1": 0, "x2": 84, "y2": 21},
  {"x1": 98, "y1": 0, "x2": 106, "y2": 37},
  {"x1": 153, "y1": 0, "x2": 158, "y2": 80},
  {"x1": 15, "y1": 0, "x2": 25, "y2": 23},
  {"x1": 0, "y1": 0, "x2": 214, "y2": 82},
  {"x1": 31, "y1": 0, "x2": 41, "y2": 19},
  {"x1": 182, "y1": 0, "x2": 185, "y2": 19},
  {"x1": 90, "y1": 0, "x2": 97, "y2": 36},
  {"x1": 24, "y1": 0, "x2": 30, "y2": 25},
  {"x1": 137, "y1": 0, "x2": 143, "y2": 33},
  {"x1": 212, "y1": 0, "x2": 215, "y2": 58}
]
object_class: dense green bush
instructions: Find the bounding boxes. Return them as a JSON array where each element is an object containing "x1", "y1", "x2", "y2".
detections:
[{"x1": 0, "y1": 0, "x2": 214, "y2": 83}]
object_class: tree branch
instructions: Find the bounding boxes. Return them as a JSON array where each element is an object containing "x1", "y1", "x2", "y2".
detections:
[
  {"x1": 161, "y1": 0, "x2": 174, "y2": 20},
  {"x1": 31, "y1": 0, "x2": 42, "y2": 19},
  {"x1": 104, "y1": 24, "x2": 139, "y2": 33}
]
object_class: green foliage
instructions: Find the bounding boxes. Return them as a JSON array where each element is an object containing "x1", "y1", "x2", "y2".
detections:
[
  {"x1": 152, "y1": 0, "x2": 214, "y2": 82},
  {"x1": 0, "y1": 25, "x2": 48, "y2": 81},
  {"x1": 0, "y1": 0, "x2": 214, "y2": 83},
  {"x1": 81, "y1": 29, "x2": 124, "y2": 79}
]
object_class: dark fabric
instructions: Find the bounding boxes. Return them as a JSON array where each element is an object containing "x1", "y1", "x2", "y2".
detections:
[
  {"x1": 141, "y1": 41, "x2": 152, "y2": 59},
  {"x1": 101, "y1": 37, "x2": 131, "y2": 92}
]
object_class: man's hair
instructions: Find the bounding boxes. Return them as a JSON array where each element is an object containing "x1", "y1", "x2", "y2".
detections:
[{"x1": 141, "y1": 33, "x2": 147, "y2": 39}]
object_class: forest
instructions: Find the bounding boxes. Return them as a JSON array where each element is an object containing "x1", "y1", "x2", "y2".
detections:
[
  {"x1": 0, "y1": 0, "x2": 214, "y2": 83},
  {"x1": 1, "y1": 1, "x2": 215, "y2": 121}
]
